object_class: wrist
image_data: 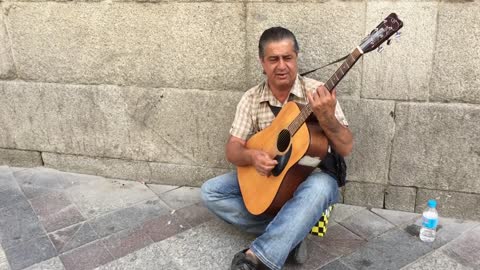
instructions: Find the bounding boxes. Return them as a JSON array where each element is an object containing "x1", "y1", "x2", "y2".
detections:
[
  {"x1": 315, "y1": 111, "x2": 334, "y2": 123},
  {"x1": 245, "y1": 149, "x2": 257, "y2": 166}
]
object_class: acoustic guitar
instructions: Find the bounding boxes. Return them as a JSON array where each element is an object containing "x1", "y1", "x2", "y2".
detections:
[{"x1": 238, "y1": 13, "x2": 403, "y2": 216}]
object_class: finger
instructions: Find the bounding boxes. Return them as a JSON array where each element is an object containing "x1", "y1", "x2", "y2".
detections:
[
  {"x1": 317, "y1": 86, "x2": 328, "y2": 98},
  {"x1": 264, "y1": 164, "x2": 276, "y2": 171},
  {"x1": 259, "y1": 154, "x2": 277, "y2": 165},
  {"x1": 307, "y1": 90, "x2": 315, "y2": 103},
  {"x1": 331, "y1": 88, "x2": 337, "y2": 101},
  {"x1": 265, "y1": 159, "x2": 278, "y2": 166},
  {"x1": 259, "y1": 159, "x2": 275, "y2": 168}
]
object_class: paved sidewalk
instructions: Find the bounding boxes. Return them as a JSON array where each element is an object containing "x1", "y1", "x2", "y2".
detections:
[{"x1": 0, "y1": 166, "x2": 479, "y2": 270}]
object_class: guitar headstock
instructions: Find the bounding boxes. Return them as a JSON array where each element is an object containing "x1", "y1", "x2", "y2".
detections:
[{"x1": 359, "y1": 13, "x2": 403, "y2": 54}]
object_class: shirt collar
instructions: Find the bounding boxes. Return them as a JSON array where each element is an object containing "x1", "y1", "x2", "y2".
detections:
[{"x1": 259, "y1": 74, "x2": 304, "y2": 105}]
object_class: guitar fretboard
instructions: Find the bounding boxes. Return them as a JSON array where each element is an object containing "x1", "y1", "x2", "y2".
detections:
[{"x1": 287, "y1": 47, "x2": 363, "y2": 135}]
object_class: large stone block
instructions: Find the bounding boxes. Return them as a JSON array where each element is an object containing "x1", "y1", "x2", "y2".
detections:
[
  {"x1": 343, "y1": 181, "x2": 385, "y2": 208},
  {"x1": 385, "y1": 185, "x2": 416, "y2": 212},
  {"x1": 430, "y1": 1, "x2": 480, "y2": 104},
  {"x1": 0, "y1": 7, "x2": 16, "y2": 79},
  {"x1": 246, "y1": 1, "x2": 365, "y2": 97},
  {"x1": 416, "y1": 189, "x2": 480, "y2": 221},
  {"x1": 6, "y1": 2, "x2": 246, "y2": 90},
  {"x1": 0, "y1": 148, "x2": 42, "y2": 167},
  {"x1": 42, "y1": 152, "x2": 151, "y2": 182},
  {"x1": 0, "y1": 81, "x2": 242, "y2": 168},
  {"x1": 340, "y1": 98, "x2": 396, "y2": 184},
  {"x1": 363, "y1": 1, "x2": 437, "y2": 101},
  {"x1": 390, "y1": 103, "x2": 480, "y2": 193},
  {"x1": 43, "y1": 152, "x2": 228, "y2": 186}
]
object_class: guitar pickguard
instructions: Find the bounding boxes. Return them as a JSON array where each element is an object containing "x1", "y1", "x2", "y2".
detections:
[{"x1": 272, "y1": 145, "x2": 293, "y2": 176}]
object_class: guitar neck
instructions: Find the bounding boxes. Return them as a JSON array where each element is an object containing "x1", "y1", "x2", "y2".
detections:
[
  {"x1": 324, "y1": 47, "x2": 363, "y2": 92},
  {"x1": 287, "y1": 47, "x2": 363, "y2": 134}
]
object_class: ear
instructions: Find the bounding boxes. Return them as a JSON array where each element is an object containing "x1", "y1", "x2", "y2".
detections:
[
  {"x1": 258, "y1": 57, "x2": 267, "y2": 73},
  {"x1": 258, "y1": 56, "x2": 265, "y2": 64}
]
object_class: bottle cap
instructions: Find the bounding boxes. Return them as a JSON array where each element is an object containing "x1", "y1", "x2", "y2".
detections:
[{"x1": 427, "y1": 199, "x2": 437, "y2": 208}]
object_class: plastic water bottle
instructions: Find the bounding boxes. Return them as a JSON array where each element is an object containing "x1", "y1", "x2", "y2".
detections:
[{"x1": 419, "y1": 199, "x2": 439, "y2": 242}]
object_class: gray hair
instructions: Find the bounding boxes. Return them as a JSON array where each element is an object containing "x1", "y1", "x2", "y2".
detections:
[{"x1": 258, "y1": 27, "x2": 299, "y2": 59}]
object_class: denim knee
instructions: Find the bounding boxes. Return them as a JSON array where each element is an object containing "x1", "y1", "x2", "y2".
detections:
[
  {"x1": 297, "y1": 173, "x2": 339, "y2": 206},
  {"x1": 200, "y1": 172, "x2": 236, "y2": 209},
  {"x1": 200, "y1": 180, "x2": 213, "y2": 206}
]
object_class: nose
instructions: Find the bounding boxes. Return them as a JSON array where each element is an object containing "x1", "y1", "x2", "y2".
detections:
[{"x1": 278, "y1": 58, "x2": 287, "y2": 70}]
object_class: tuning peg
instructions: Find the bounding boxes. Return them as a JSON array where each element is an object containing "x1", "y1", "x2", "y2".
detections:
[
  {"x1": 377, "y1": 46, "x2": 384, "y2": 53},
  {"x1": 387, "y1": 39, "x2": 392, "y2": 45},
  {"x1": 394, "y1": 31, "x2": 401, "y2": 40}
]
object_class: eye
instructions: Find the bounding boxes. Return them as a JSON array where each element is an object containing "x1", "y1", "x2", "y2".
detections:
[{"x1": 268, "y1": 57, "x2": 278, "y2": 63}]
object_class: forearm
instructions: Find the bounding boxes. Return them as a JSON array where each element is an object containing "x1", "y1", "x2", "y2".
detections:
[
  {"x1": 320, "y1": 116, "x2": 353, "y2": 157},
  {"x1": 225, "y1": 138, "x2": 254, "y2": 167}
]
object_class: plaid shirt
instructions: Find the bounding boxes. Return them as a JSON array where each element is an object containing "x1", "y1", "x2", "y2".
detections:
[{"x1": 230, "y1": 75, "x2": 349, "y2": 140}]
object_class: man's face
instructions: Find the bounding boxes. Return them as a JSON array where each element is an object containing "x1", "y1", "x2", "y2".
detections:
[{"x1": 260, "y1": 39, "x2": 298, "y2": 90}]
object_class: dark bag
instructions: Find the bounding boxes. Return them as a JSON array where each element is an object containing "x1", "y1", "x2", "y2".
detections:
[{"x1": 319, "y1": 150, "x2": 347, "y2": 187}]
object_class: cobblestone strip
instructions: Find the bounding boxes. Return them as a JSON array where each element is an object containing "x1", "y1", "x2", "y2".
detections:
[{"x1": 0, "y1": 246, "x2": 11, "y2": 270}]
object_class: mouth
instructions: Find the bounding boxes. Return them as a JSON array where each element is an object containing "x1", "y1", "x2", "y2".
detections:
[{"x1": 275, "y1": 73, "x2": 288, "y2": 79}]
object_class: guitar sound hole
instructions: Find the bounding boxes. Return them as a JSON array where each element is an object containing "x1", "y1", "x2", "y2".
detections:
[{"x1": 277, "y1": 129, "x2": 291, "y2": 152}]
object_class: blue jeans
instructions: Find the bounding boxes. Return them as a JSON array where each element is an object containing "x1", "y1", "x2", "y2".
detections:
[{"x1": 201, "y1": 170, "x2": 339, "y2": 270}]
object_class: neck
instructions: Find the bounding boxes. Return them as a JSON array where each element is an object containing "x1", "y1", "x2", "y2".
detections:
[{"x1": 268, "y1": 82, "x2": 294, "y2": 104}]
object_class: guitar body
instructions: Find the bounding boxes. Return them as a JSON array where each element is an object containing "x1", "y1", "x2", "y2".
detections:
[{"x1": 237, "y1": 102, "x2": 329, "y2": 216}]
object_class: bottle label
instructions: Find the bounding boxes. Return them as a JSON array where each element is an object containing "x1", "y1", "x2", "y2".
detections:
[{"x1": 422, "y1": 217, "x2": 438, "y2": 229}]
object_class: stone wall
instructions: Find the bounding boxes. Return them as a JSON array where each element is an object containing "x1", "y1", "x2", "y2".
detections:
[{"x1": 1, "y1": 0, "x2": 479, "y2": 220}]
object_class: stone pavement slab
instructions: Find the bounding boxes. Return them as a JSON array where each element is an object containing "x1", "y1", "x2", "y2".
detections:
[
  {"x1": 59, "y1": 240, "x2": 114, "y2": 270},
  {"x1": 338, "y1": 209, "x2": 396, "y2": 240},
  {"x1": 330, "y1": 204, "x2": 366, "y2": 223},
  {"x1": 158, "y1": 186, "x2": 202, "y2": 210},
  {"x1": 64, "y1": 177, "x2": 157, "y2": 219},
  {"x1": 1, "y1": 166, "x2": 479, "y2": 270},
  {"x1": 23, "y1": 257, "x2": 64, "y2": 270},
  {"x1": 371, "y1": 208, "x2": 420, "y2": 227},
  {"x1": 100, "y1": 226, "x2": 153, "y2": 259},
  {"x1": 48, "y1": 222, "x2": 98, "y2": 254},
  {"x1": 0, "y1": 167, "x2": 25, "y2": 209},
  {"x1": 140, "y1": 212, "x2": 191, "y2": 243},
  {"x1": 339, "y1": 229, "x2": 433, "y2": 270},
  {"x1": 155, "y1": 219, "x2": 254, "y2": 269},
  {"x1": 284, "y1": 240, "x2": 337, "y2": 270},
  {"x1": 441, "y1": 224, "x2": 480, "y2": 269},
  {"x1": 320, "y1": 260, "x2": 354, "y2": 270},
  {"x1": 0, "y1": 200, "x2": 45, "y2": 250},
  {"x1": 0, "y1": 247, "x2": 9, "y2": 270},
  {"x1": 87, "y1": 199, "x2": 170, "y2": 238},
  {"x1": 310, "y1": 222, "x2": 366, "y2": 257},
  {"x1": 174, "y1": 202, "x2": 216, "y2": 227},
  {"x1": 146, "y1": 183, "x2": 178, "y2": 196},
  {"x1": 4, "y1": 236, "x2": 56, "y2": 270},
  {"x1": 401, "y1": 249, "x2": 475, "y2": 270},
  {"x1": 29, "y1": 191, "x2": 85, "y2": 233},
  {"x1": 95, "y1": 242, "x2": 180, "y2": 270}
]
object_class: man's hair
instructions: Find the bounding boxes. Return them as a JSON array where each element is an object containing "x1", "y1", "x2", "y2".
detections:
[{"x1": 258, "y1": 27, "x2": 299, "y2": 59}]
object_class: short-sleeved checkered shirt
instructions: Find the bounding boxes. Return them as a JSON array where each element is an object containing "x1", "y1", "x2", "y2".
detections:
[{"x1": 230, "y1": 75, "x2": 349, "y2": 141}]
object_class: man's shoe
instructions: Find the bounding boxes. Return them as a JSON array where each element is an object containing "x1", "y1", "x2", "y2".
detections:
[
  {"x1": 290, "y1": 240, "x2": 308, "y2": 264},
  {"x1": 231, "y1": 249, "x2": 259, "y2": 270}
]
